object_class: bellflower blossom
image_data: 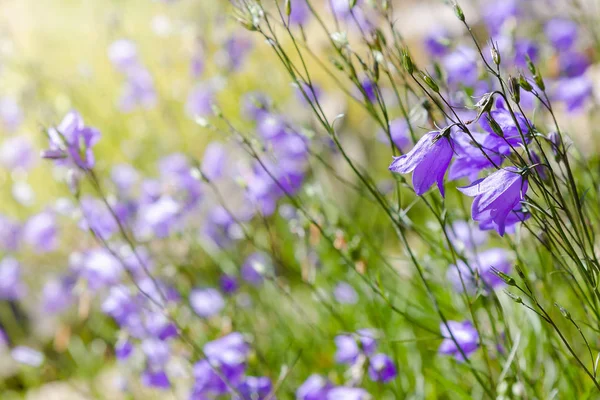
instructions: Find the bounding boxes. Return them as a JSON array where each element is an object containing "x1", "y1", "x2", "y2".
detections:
[
  {"x1": 389, "y1": 130, "x2": 454, "y2": 197},
  {"x1": 0, "y1": 214, "x2": 21, "y2": 251},
  {"x1": 0, "y1": 97, "x2": 23, "y2": 133},
  {"x1": 448, "y1": 248, "x2": 512, "y2": 293},
  {"x1": 334, "y1": 329, "x2": 377, "y2": 365},
  {"x1": 439, "y1": 320, "x2": 479, "y2": 361},
  {"x1": 459, "y1": 167, "x2": 529, "y2": 236},
  {"x1": 0, "y1": 136, "x2": 36, "y2": 171},
  {"x1": 241, "y1": 252, "x2": 272, "y2": 286},
  {"x1": 377, "y1": 118, "x2": 410, "y2": 151},
  {"x1": 368, "y1": 353, "x2": 397, "y2": 383},
  {"x1": 236, "y1": 376, "x2": 273, "y2": 399},
  {"x1": 447, "y1": 220, "x2": 488, "y2": 252},
  {"x1": 190, "y1": 288, "x2": 225, "y2": 318},
  {"x1": 11, "y1": 346, "x2": 44, "y2": 367},
  {"x1": 296, "y1": 374, "x2": 333, "y2": 400},
  {"x1": 545, "y1": 18, "x2": 578, "y2": 51},
  {"x1": 0, "y1": 257, "x2": 26, "y2": 300},
  {"x1": 553, "y1": 76, "x2": 593, "y2": 113},
  {"x1": 327, "y1": 387, "x2": 370, "y2": 400},
  {"x1": 23, "y1": 211, "x2": 58, "y2": 253},
  {"x1": 443, "y1": 46, "x2": 479, "y2": 87},
  {"x1": 43, "y1": 111, "x2": 101, "y2": 170}
]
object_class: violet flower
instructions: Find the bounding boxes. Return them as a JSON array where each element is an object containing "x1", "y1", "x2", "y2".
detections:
[
  {"x1": 44, "y1": 111, "x2": 101, "y2": 170},
  {"x1": 0, "y1": 214, "x2": 21, "y2": 251},
  {"x1": 327, "y1": 387, "x2": 370, "y2": 400},
  {"x1": 237, "y1": 376, "x2": 273, "y2": 400},
  {"x1": 0, "y1": 257, "x2": 26, "y2": 300},
  {"x1": 11, "y1": 346, "x2": 44, "y2": 367},
  {"x1": 389, "y1": 131, "x2": 454, "y2": 197},
  {"x1": 333, "y1": 282, "x2": 358, "y2": 305},
  {"x1": 334, "y1": 329, "x2": 377, "y2": 365},
  {"x1": 0, "y1": 136, "x2": 35, "y2": 171},
  {"x1": 241, "y1": 252, "x2": 272, "y2": 286},
  {"x1": 377, "y1": 118, "x2": 410, "y2": 152},
  {"x1": 458, "y1": 167, "x2": 529, "y2": 236},
  {"x1": 553, "y1": 76, "x2": 593, "y2": 113},
  {"x1": 190, "y1": 288, "x2": 225, "y2": 318},
  {"x1": 368, "y1": 353, "x2": 397, "y2": 383},
  {"x1": 141, "y1": 369, "x2": 170, "y2": 389},
  {"x1": 438, "y1": 320, "x2": 479, "y2": 361},
  {"x1": 545, "y1": 18, "x2": 578, "y2": 51},
  {"x1": 23, "y1": 211, "x2": 58, "y2": 253},
  {"x1": 448, "y1": 248, "x2": 512, "y2": 293},
  {"x1": 297, "y1": 374, "x2": 333, "y2": 400},
  {"x1": 0, "y1": 97, "x2": 23, "y2": 133}
]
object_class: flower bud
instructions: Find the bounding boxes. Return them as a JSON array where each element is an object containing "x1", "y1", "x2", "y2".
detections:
[
  {"x1": 505, "y1": 291, "x2": 523, "y2": 304},
  {"x1": 453, "y1": 3, "x2": 465, "y2": 21},
  {"x1": 526, "y1": 56, "x2": 536, "y2": 75},
  {"x1": 491, "y1": 44, "x2": 501, "y2": 66},
  {"x1": 420, "y1": 72, "x2": 439, "y2": 93},
  {"x1": 555, "y1": 303, "x2": 571, "y2": 319},
  {"x1": 518, "y1": 74, "x2": 533, "y2": 92},
  {"x1": 533, "y1": 72, "x2": 545, "y2": 91},
  {"x1": 486, "y1": 113, "x2": 504, "y2": 137},
  {"x1": 492, "y1": 268, "x2": 516, "y2": 286},
  {"x1": 285, "y1": 0, "x2": 291, "y2": 16},
  {"x1": 401, "y1": 49, "x2": 414, "y2": 75},
  {"x1": 509, "y1": 76, "x2": 520, "y2": 104}
]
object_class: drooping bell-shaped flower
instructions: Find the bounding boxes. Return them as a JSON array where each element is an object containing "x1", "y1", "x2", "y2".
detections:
[
  {"x1": 438, "y1": 320, "x2": 479, "y2": 362},
  {"x1": 389, "y1": 131, "x2": 454, "y2": 197},
  {"x1": 458, "y1": 167, "x2": 529, "y2": 236}
]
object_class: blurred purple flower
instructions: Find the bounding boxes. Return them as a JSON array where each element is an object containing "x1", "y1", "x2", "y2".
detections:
[
  {"x1": 201, "y1": 142, "x2": 227, "y2": 181},
  {"x1": 389, "y1": 131, "x2": 454, "y2": 197},
  {"x1": 0, "y1": 97, "x2": 23, "y2": 133},
  {"x1": 377, "y1": 119, "x2": 410, "y2": 152},
  {"x1": 108, "y1": 39, "x2": 139, "y2": 72},
  {"x1": 42, "y1": 275, "x2": 75, "y2": 313},
  {"x1": 220, "y1": 274, "x2": 239, "y2": 295},
  {"x1": 439, "y1": 320, "x2": 479, "y2": 361},
  {"x1": 459, "y1": 167, "x2": 529, "y2": 236},
  {"x1": 142, "y1": 338, "x2": 171, "y2": 367},
  {"x1": 333, "y1": 282, "x2": 358, "y2": 305},
  {"x1": 111, "y1": 163, "x2": 140, "y2": 196},
  {"x1": 241, "y1": 252, "x2": 271, "y2": 286},
  {"x1": 424, "y1": 29, "x2": 450, "y2": 57},
  {"x1": 447, "y1": 220, "x2": 488, "y2": 251},
  {"x1": 0, "y1": 214, "x2": 21, "y2": 251},
  {"x1": 559, "y1": 51, "x2": 590, "y2": 77},
  {"x1": 79, "y1": 248, "x2": 123, "y2": 290},
  {"x1": 288, "y1": 0, "x2": 310, "y2": 25},
  {"x1": 141, "y1": 369, "x2": 170, "y2": 389},
  {"x1": 297, "y1": 374, "x2": 333, "y2": 400},
  {"x1": 482, "y1": 0, "x2": 518, "y2": 35},
  {"x1": 23, "y1": 211, "x2": 58, "y2": 253},
  {"x1": 448, "y1": 248, "x2": 512, "y2": 293},
  {"x1": 119, "y1": 66, "x2": 157, "y2": 112},
  {"x1": 190, "y1": 288, "x2": 225, "y2": 318},
  {"x1": 224, "y1": 34, "x2": 253, "y2": 71},
  {"x1": 554, "y1": 76, "x2": 593, "y2": 113},
  {"x1": 368, "y1": 353, "x2": 397, "y2": 383},
  {"x1": 545, "y1": 18, "x2": 578, "y2": 51},
  {"x1": 0, "y1": 257, "x2": 26, "y2": 300},
  {"x1": 11, "y1": 346, "x2": 44, "y2": 367},
  {"x1": 203, "y1": 332, "x2": 249, "y2": 384},
  {"x1": 443, "y1": 46, "x2": 479, "y2": 87},
  {"x1": 44, "y1": 111, "x2": 101, "y2": 170},
  {"x1": 327, "y1": 387, "x2": 370, "y2": 400},
  {"x1": 241, "y1": 92, "x2": 272, "y2": 121},
  {"x1": 0, "y1": 136, "x2": 35, "y2": 171},
  {"x1": 334, "y1": 329, "x2": 376, "y2": 365},
  {"x1": 115, "y1": 338, "x2": 134, "y2": 360},
  {"x1": 237, "y1": 376, "x2": 273, "y2": 400},
  {"x1": 186, "y1": 82, "x2": 217, "y2": 118}
]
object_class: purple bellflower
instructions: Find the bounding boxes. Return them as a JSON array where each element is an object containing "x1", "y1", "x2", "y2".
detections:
[
  {"x1": 327, "y1": 387, "x2": 370, "y2": 400},
  {"x1": 545, "y1": 18, "x2": 578, "y2": 51},
  {"x1": 368, "y1": 353, "x2": 397, "y2": 383},
  {"x1": 459, "y1": 167, "x2": 529, "y2": 236},
  {"x1": 439, "y1": 320, "x2": 479, "y2": 361},
  {"x1": 448, "y1": 248, "x2": 512, "y2": 293},
  {"x1": 389, "y1": 130, "x2": 454, "y2": 197},
  {"x1": 296, "y1": 374, "x2": 333, "y2": 400},
  {"x1": 190, "y1": 288, "x2": 225, "y2": 318}
]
